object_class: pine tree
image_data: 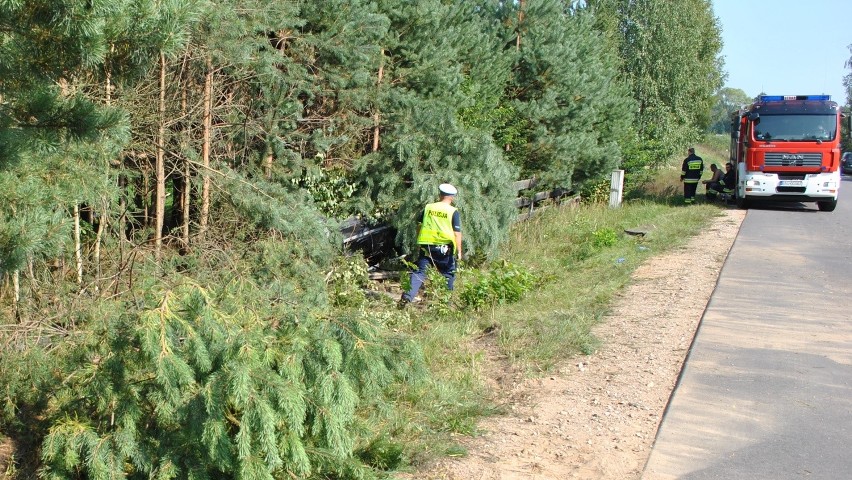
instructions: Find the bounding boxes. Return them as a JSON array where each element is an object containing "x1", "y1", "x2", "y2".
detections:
[
  {"x1": 490, "y1": 0, "x2": 635, "y2": 189},
  {"x1": 290, "y1": 0, "x2": 390, "y2": 167},
  {"x1": 0, "y1": 1, "x2": 133, "y2": 311},
  {"x1": 352, "y1": 0, "x2": 518, "y2": 258},
  {"x1": 4, "y1": 281, "x2": 426, "y2": 479}
]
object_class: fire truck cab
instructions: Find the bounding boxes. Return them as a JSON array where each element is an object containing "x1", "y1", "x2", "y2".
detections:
[{"x1": 730, "y1": 95, "x2": 843, "y2": 212}]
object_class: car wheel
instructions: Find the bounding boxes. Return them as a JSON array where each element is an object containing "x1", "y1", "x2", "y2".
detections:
[{"x1": 817, "y1": 199, "x2": 837, "y2": 212}]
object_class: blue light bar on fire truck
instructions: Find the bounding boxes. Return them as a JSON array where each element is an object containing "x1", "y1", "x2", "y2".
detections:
[{"x1": 758, "y1": 95, "x2": 831, "y2": 102}]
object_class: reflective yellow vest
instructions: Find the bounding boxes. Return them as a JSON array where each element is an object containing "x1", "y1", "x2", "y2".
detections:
[{"x1": 417, "y1": 202, "x2": 458, "y2": 251}]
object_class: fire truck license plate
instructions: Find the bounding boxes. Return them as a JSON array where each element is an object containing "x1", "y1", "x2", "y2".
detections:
[{"x1": 779, "y1": 180, "x2": 803, "y2": 186}]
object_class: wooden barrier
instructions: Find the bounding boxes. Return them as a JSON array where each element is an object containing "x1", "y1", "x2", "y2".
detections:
[{"x1": 512, "y1": 177, "x2": 578, "y2": 222}]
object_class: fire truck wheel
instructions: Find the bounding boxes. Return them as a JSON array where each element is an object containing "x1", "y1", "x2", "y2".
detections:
[
  {"x1": 735, "y1": 195, "x2": 749, "y2": 209},
  {"x1": 817, "y1": 199, "x2": 837, "y2": 212}
]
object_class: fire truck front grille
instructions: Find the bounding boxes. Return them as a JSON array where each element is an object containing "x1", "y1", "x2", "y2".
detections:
[{"x1": 764, "y1": 152, "x2": 823, "y2": 167}]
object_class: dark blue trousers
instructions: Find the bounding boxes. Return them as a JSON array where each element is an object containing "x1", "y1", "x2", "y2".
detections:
[{"x1": 403, "y1": 244, "x2": 456, "y2": 301}]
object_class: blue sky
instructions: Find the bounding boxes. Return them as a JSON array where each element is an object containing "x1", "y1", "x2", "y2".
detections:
[{"x1": 712, "y1": 0, "x2": 852, "y2": 103}]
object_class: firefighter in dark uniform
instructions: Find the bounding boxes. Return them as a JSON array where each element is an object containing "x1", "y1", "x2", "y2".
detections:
[
  {"x1": 400, "y1": 183, "x2": 463, "y2": 306},
  {"x1": 680, "y1": 147, "x2": 704, "y2": 204}
]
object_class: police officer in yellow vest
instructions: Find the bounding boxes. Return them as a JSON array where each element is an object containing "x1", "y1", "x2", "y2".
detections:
[{"x1": 400, "y1": 183, "x2": 463, "y2": 305}]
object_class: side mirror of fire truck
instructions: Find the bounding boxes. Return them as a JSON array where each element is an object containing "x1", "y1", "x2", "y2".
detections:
[{"x1": 748, "y1": 112, "x2": 760, "y2": 123}]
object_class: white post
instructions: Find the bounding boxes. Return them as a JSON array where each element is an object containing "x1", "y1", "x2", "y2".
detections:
[{"x1": 609, "y1": 169, "x2": 624, "y2": 208}]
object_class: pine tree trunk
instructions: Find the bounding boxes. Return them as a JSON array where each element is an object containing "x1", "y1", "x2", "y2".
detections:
[
  {"x1": 517, "y1": 0, "x2": 526, "y2": 50},
  {"x1": 141, "y1": 160, "x2": 150, "y2": 227},
  {"x1": 74, "y1": 204, "x2": 83, "y2": 287},
  {"x1": 181, "y1": 155, "x2": 190, "y2": 251},
  {"x1": 264, "y1": 150, "x2": 273, "y2": 179},
  {"x1": 180, "y1": 78, "x2": 190, "y2": 251},
  {"x1": 12, "y1": 269, "x2": 20, "y2": 321},
  {"x1": 93, "y1": 203, "x2": 105, "y2": 293},
  {"x1": 372, "y1": 49, "x2": 385, "y2": 152},
  {"x1": 119, "y1": 159, "x2": 127, "y2": 243},
  {"x1": 97, "y1": 47, "x2": 113, "y2": 293},
  {"x1": 199, "y1": 57, "x2": 212, "y2": 240},
  {"x1": 155, "y1": 52, "x2": 167, "y2": 259},
  {"x1": 26, "y1": 259, "x2": 35, "y2": 286}
]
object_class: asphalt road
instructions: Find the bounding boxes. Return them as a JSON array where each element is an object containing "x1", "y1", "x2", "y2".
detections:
[{"x1": 642, "y1": 177, "x2": 852, "y2": 479}]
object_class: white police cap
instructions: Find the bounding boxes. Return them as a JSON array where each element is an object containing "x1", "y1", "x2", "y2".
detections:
[{"x1": 438, "y1": 183, "x2": 457, "y2": 195}]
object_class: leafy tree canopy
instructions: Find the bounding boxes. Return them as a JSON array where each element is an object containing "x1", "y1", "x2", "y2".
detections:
[
  {"x1": 707, "y1": 87, "x2": 753, "y2": 134},
  {"x1": 588, "y1": 0, "x2": 724, "y2": 166}
]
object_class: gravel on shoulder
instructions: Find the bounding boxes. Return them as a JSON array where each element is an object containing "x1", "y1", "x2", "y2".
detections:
[{"x1": 400, "y1": 208, "x2": 746, "y2": 480}]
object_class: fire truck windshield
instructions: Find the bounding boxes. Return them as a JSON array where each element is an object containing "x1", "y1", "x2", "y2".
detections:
[{"x1": 753, "y1": 114, "x2": 836, "y2": 142}]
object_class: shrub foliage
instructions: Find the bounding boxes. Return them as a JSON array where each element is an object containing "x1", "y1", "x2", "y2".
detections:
[{"x1": 2, "y1": 282, "x2": 426, "y2": 479}]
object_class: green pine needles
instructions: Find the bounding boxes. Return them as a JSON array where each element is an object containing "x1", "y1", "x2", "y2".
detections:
[
  {"x1": 0, "y1": 0, "x2": 729, "y2": 476},
  {"x1": 3, "y1": 281, "x2": 426, "y2": 479}
]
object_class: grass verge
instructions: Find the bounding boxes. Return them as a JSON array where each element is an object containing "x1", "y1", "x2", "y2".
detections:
[{"x1": 389, "y1": 141, "x2": 734, "y2": 469}]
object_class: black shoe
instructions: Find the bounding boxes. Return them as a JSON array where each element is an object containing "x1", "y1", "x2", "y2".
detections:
[{"x1": 398, "y1": 295, "x2": 411, "y2": 309}]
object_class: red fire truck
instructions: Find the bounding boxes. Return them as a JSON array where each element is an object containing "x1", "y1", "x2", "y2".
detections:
[{"x1": 730, "y1": 95, "x2": 843, "y2": 211}]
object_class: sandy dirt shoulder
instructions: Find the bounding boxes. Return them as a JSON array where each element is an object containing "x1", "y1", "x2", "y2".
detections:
[{"x1": 402, "y1": 208, "x2": 746, "y2": 480}]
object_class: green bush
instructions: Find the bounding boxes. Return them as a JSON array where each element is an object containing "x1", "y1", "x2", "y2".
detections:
[
  {"x1": 591, "y1": 227, "x2": 618, "y2": 248},
  {"x1": 459, "y1": 262, "x2": 536, "y2": 311},
  {"x1": 579, "y1": 178, "x2": 610, "y2": 205}
]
